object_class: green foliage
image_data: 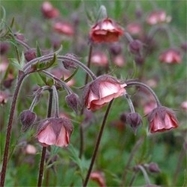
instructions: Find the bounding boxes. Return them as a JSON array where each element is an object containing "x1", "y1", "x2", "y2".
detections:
[{"x1": 0, "y1": 0, "x2": 186, "y2": 186}]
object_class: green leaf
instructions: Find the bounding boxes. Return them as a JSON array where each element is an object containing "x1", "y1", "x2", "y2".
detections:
[
  {"x1": 32, "y1": 54, "x2": 57, "y2": 71},
  {"x1": 10, "y1": 58, "x2": 22, "y2": 70},
  {"x1": 36, "y1": 42, "x2": 42, "y2": 57},
  {"x1": 64, "y1": 68, "x2": 78, "y2": 83},
  {"x1": 68, "y1": 144, "x2": 89, "y2": 176}
]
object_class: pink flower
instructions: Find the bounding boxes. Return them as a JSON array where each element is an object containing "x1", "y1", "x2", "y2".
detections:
[
  {"x1": 41, "y1": 1, "x2": 59, "y2": 19},
  {"x1": 113, "y1": 55, "x2": 125, "y2": 67},
  {"x1": 90, "y1": 18, "x2": 124, "y2": 43},
  {"x1": 83, "y1": 75, "x2": 126, "y2": 111},
  {"x1": 181, "y1": 101, "x2": 187, "y2": 111},
  {"x1": 159, "y1": 49, "x2": 182, "y2": 64},
  {"x1": 91, "y1": 52, "x2": 108, "y2": 67},
  {"x1": 126, "y1": 22, "x2": 143, "y2": 36},
  {"x1": 37, "y1": 117, "x2": 73, "y2": 147},
  {"x1": 90, "y1": 171, "x2": 106, "y2": 187},
  {"x1": 53, "y1": 22, "x2": 74, "y2": 36},
  {"x1": 146, "y1": 10, "x2": 170, "y2": 25},
  {"x1": 147, "y1": 106, "x2": 178, "y2": 133}
]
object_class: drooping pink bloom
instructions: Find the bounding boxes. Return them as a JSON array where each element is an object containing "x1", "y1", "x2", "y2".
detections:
[
  {"x1": 146, "y1": 10, "x2": 170, "y2": 25},
  {"x1": 90, "y1": 171, "x2": 106, "y2": 187},
  {"x1": 91, "y1": 52, "x2": 108, "y2": 67},
  {"x1": 126, "y1": 22, "x2": 143, "y2": 36},
  {"x1": 41, "y1": 1, "x2": 59, "y2": 19},
  {"x1": 37, "y1": 117, "x2": 73, "y2": 147},
  {"x1": 53, "y1": 22, "x2": 74, "y2": 36},
  {"x1": 83, "y1": 75, "x2": 126, "y2": 111},
  {"x1": 159, "y1": 49, "x2": 182, "y2": 64},
  {"x1": 147, "y1": 106, "x2": 178, "y2": 133},
  {"x1": 90, "y1": 18, "x2": 124, "y2": 43}
]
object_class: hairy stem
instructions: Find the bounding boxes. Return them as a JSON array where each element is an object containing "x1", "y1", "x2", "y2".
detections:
[
  {"x1": 126, "y1": 80, "x2": 161, "y2": 106},
  {"x1": 83, "y1": 100, "x2": 114, "y2": 187},
  {"x1": 84, "y1": 45, "x2": 93, "y2": 84},
  {"x1": 121, "y1": 137, "x2": 143, "y2": 186},
  {"x1": 37, "y1": 89, "x2": 53, "y2": 187},
  {"x1": 23, "y1": 54, "x2": 96, "y2": 80},
  {"x1": 0, "y1": 74, "x2": 26, "y2": 187}
]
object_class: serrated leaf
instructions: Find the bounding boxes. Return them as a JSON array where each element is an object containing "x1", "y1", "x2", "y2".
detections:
[
  {"x1": 10, "y1": 58, "x2": 22, "y2": 70},
  {"x1": 68, "y1": 144, "x2": 88, "y2": 176}
]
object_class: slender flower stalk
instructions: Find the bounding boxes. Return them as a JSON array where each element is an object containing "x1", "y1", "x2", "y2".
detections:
[
  {"x1": 23, "y1": 55, "x2": 96, "y2": 80},
  {"x1": 84, "y1": 45, "x2": 93, "y2": 84},
  {"x1": 124, "y1": 94, "x2": 135, "y2": 113},
  {"x1": 126, "y1": 80, "x2": 161, "y2": 106},
  {"x1": 29, "y1": 86, "x2": 50, "y2": 111},
  {"x1": 137, "y1": 165, "x2": 151, "y2": 185},
  {"x1": 37, "y1": 89, "x2": 53, "y2": 187},
  {"x1": 51, "y1": 85, "x2": 60, "y2": 118},
  {"x1": 0, "y1": 73, "x2": 26, "y2": 187},
  {"x1": 83, "y1": 100, "x2": 114, "y2": 187},
  {"x1": 42, "y1": 70, "x2": 72, "y2": 95},
  {"x1": 121, "y1": 137, "x2": 144, "y2": 186}
]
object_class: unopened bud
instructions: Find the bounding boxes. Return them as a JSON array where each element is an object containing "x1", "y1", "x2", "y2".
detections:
[
  {"x1": 65, "y1": 93, "x2": 81, "y2": 113},
  {"x1": 147, "y1": 162, "x2": 160, "y2": 173},
  {"x1": 120, "y1": 112, "x2": 142, "y2": 134},
  {"x1": 20, "y1": 110, "x2": 37, "y2": 132},
  {"x1": 129, "y1": 39, "x2": 143, "y2": 55},
  {"x1": 24, "y1": 49, "x2": 36, "y2": 62},
  {"x1": 0, "y1": 42, "x2": 9, "y2": 55}
]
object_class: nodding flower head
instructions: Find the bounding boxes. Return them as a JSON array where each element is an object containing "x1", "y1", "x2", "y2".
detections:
[
  {"x1": 159, "y1": 48, "x2": 182, "y2": 64},
  {"x1": 90, "y1": 18, "x2": 124, "y2": 43},
  {"x1": 83, "y1": 75, "x2": 126, "y2": 111},
  {"x1": 41, "y1": 1, "x2": 59, "y2": 19},
  {"x1": 147, "y1": 106, "x2": 178, "y2": 133},
  {"x1": 37, "y1": 117, "x2": 73, "y2": 147},
  {"x1": 146, "y1": 10, "x2": 171, "y2": 25}
]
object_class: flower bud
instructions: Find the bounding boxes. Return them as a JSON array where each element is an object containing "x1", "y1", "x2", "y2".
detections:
[
  {"x1": 0, "y1": 42, "x2": 9, "y2": 55},
  {"x1": 109, "y1": 43, "x2": 122, "y2": 56},
  {"x1": 129, "y1": 39, "x2": 143, "y2": 55},
  {"x1": 20, "y1": 110, "x2": 37, "y2": 132},
  {"x1": 120, "y1": 112, "x2": 142, "y2": 134},
  {"x1": 65, "y1": 93, "x2": 81, "y2": 113},
  {"x1": 0, "y1": 91, "x2": 9, "y2": 105},
  {"x1": 147, "y1": 162, "x2": 160, "y2": 173},
  {"x1": 24, "y1": 49, "x2": 36, "y2": 62}
]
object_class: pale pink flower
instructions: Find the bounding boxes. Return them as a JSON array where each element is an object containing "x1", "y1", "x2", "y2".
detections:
[
  {"x1": 41, "y1": 1, "x2": 59, "y2": 19},
  {"x1": 53, "y1": 22, "x2": 74, "y2": 36},
  {"x1": 126, "y1": 22, "x2": 143, "y2": 35},
  {"x1": 147, "y1": 106, "x2": 178, "y2": 133},
  {"x1": 159, "y1": 49, "x2": 182, "y2": 64},
  {"x1": 90, "y1": 171, "x2": 106, "y2": 187},
  {"x1": 83, "y1": 75, "x2": 126, "y2": 111},
  {"x1": 91, "y1": 52, "x2": 108, "y2": 67},
  {"x1": 37, "y1": 117, "x2": 73, "y2": 147},
  {"x1": 146, "y1": 10, "x2": 170, "y2": 25}
]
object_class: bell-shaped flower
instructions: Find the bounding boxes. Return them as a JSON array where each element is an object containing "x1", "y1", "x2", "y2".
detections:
[
  {"x1": 83, "y1": 75, "x2": 126, "y2": 111},
  {"x1": 89, "y1": 18, "x2": 124, "y2": 43},
  {"x1": 147, "y1": 106, "x2": 178, "y2": 133},
  {"x1": 159, "y1": 48, "x2": 182, "y2": 64},
  {"x1": 37, "y1": 117, "x2": 73, "y2": 147}
]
